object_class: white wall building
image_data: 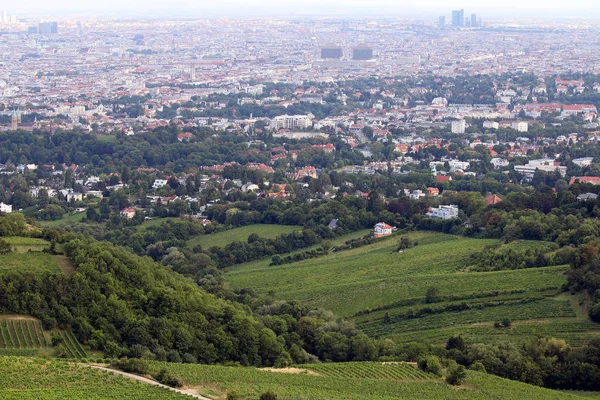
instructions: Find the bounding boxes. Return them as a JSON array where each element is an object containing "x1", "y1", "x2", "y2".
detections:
[
  {"x1": 451, "y1": 120, "x2": 466, "y2": 134},
  {"x1": 512, "y1": 121, "x2": 528, "y2": 132},
  {"x1": 573, "y1": 157, "x2": 594, "y2": 167},
  {"x1": 426, "y1": 205, "x2": 459, "y2": 220},
  {"x1": 0, "y1": 203, "x2": 12, "y2": 213},
  {"x1": 270, "y1": 115, "x2": 313, "y2": 130}
]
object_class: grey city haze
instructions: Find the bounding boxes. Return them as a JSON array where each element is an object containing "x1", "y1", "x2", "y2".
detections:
[{"x1": 7, "y1": 0, "x2": 600, "y2": 18}]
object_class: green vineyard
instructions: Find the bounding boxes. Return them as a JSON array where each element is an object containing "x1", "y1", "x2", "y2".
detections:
[
  {"x1": 0, "y1": 357, "x2": 190, "y2": 399},
  {"x1": 146, "y1": 360, "x2": 587, "y2": 399},
  {"x1": 304, "y1": 362, "x2": 436, "y2": 381},
  {"x1": 0, "y1": 318, "x2": 87, "y2": 359}
]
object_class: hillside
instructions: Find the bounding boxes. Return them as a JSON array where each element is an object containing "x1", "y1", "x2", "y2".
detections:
[
  {"x1": 0, "y1": 357, "x2": 190, "y2": 399},
  {"x1": 144, "y1": 360, "x2": 587, "y2": 399},
  {"x1": 226, "y1": 232, "x2": 583, "y2": 345},
  {"x1": 186, "y1": 224, "x2": 302, "y2": 250}
]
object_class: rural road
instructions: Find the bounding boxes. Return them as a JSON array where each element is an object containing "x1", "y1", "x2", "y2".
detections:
[{"x1": 90, "y1": 366, "x2": 211, "y2": 400}]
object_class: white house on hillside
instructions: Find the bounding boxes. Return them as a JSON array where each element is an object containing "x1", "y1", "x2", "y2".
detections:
[
  {"x1": 426, "y1": 205, "x2": 459, "y2": 220},
  {"x1": 373, "y1": 222, "x2": 393, "y2": 238}
]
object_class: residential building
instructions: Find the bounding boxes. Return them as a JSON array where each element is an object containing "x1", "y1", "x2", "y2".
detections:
[
  {"x1": 451, "y1": 119, "x2": 466, "y2": 134},
  {"x1": 426, "y1": 205, "x2": 459, "y2": 220},
  {"x1": 120, "y1": 208, "x2": 136, "y2": 219},
  {"x1": 0, "y1": 203, "x2": 12, "y2": 213},
  {"x1": 373, "y1": 222, "x2": 393, "y2": 238},
  {"x1": 270, "y1": 115, "x2": 312, "y2": 130},
  {"x1": 573, "y1": 157, "x2": 594, "y2": 167}
]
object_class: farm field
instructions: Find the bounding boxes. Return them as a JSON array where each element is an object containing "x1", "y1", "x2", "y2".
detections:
[
  {"x1": 4, "y1": 237, "x2": 50, "y2": 253},
  {"x1": 0, "y1": 316, "x2": 87, "y2": 359},
  {"x1": 187, "y1": 224, "x2": 302, "y2": 250},
  {"x1": 43, "y1": 212, "x2": 86, "y2": 228},
  {"x1": 147, "y1": 360, "x2": 587, "y2": 399},
  {"x1": 226, "y1": 231, "x2": 583, "y2": 345},
  {"x1": 0, "y1": 357, "x2": 189, "y2": 399},
  {"x1": 0, "y1": 252, "x2": 61, "y2": 275},
  {"x1": 223, "y1": 229, "x2": 372, "y2": 271}
]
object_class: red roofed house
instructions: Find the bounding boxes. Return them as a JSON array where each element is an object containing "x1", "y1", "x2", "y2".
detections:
[
  {"x1": 373, "y1": 222, "x2": 393, "y2": 239},
  {"x1": 177, "y1": 133, "x2": 192, "y2": 142},
  {"x1": 120, "y1": 208, "x2": 136, "y2": 219},
  {"x1": 427, "y1": 187, "x2": 440, "y2": 196},
  {"x1": 436, "y1": 175, "x2": 452, "y2": 184},
  {"x1": 485, "y1": 194, "x2": 503, "y2": 206},
  {"x1": 313, "y1": 143, "x2": 336, "y2": 153},
  {"x1": 570, "y1": 176, "x2": 600, "y2": 185}
]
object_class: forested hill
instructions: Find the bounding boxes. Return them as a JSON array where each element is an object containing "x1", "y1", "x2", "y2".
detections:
[{"x1": 0, "y1": 236, "x2": 387, "y2": 366}]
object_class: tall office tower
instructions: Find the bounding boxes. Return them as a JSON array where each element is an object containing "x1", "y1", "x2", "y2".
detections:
[
  {"x1": 352, "y1": 44, "x2": 374, "y2": 61},
  {"x1": 1, "y1": 10, "x2": 7, "y2": 23},
  {"x1": 438, "y1": 16, "x2": 445, "y2": 29},
  {"x1": 320, "y1": 45, "x2": 343, "y2": 60},
  {"x1": 451, "y1": 9, "x2": 464, "y2": 27},
  {"x1": 471, "y1": 14, "x2": 477, "y2": 27},
  {"x1": 9, "y1": 15, "x2": 16, "y2": 24}
]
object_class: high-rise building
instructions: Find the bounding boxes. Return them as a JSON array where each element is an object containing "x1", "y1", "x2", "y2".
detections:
[
  {"x1": 352, "y1": 44, "x2": 374, "y2": 61},
  {"x1": 1, "y1": 10, "x2": 7, "y2": 23},
  {"x1": 451, "y1": 9, "x2": 464, "y2": 27},
  {"x1": 471, "y1": 14, "x2": 478, "y2": 28},
  {"x1": 438, "y1": 16, "x2": 445, "y2": 29},
  {"x1": 320, "y1": 45, "x2": 343, "y2": 60},
  {"x1": 38, "y1": 22, "x2": 58, "y2": 34}
]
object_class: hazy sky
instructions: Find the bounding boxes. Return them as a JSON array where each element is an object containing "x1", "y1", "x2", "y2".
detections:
[{"x1": 6, "y1": 0, "x2": 600, "y2": 17}]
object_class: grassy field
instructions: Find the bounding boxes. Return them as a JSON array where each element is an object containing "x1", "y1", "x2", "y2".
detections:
[
  {"x1": 187, "y1": 224, "x2": 302, "y2": 250},
  {"x1": 0, "y1": 357, "x2": 189, "y2": 399},
  {"x1": 0, "y1": 316, "x2": 86, "y2": 359},
  {"x1": 147, "y1": 360, "x2": 587, "y2": 399},
  {"x1": 43, "y1": 212, "x2": 86, "y2": 228},
  {"x1": 226, "y1": 231, "x2": 582, "y2": 345},
  {"x1": 4, "y1": 237, "x2": 50, "y2": 253},
  {"x1": 0, "y1": 252, "x2": 61, "y2": 275}
]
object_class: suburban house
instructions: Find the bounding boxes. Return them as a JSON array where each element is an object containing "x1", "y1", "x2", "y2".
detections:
[
  {"x1": 426, "y1": 205, "x2": 459, "y2": 220},
  {"x1": 578, "y1": 193, "x2": 598, "y2": 201},
  {"x1": 120, "y1": 208, "x2": 136, "y2": 219},
  {"x1": 426, "y1": 187, "x2": 440, "y2": 196},
  {"x1": 570, "y1": 176, "x2": 600, "y2": 185},
  {"x1": 373, "y1": 222, "x2": 393, "y2": 238},
  {"x1": 485, "y1": 194, "x2": 503, "y2": 206},
  {"x1": 409, "y1": 190, "x2": 426, "y2": 200},
  {"x1": 152, "y1": 179, "x2": 169, "y2": 189},
  {"x1": 0, "y1": 203, "x2": 12, "y2": 213}
]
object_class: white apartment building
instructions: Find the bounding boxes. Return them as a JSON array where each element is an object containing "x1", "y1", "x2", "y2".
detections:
[
  {"x1": 270, "y1": 115, "x2": 313, "y2": 130},
  {"x1": 514, "y1": 159, "x2": 567, "y2": 178},
  {"x1": 451, "y1": 120, "x2": 466, "y2": 134},
  {"x1": 512, "y1": 121, "x2": 528, "y2": 132}
]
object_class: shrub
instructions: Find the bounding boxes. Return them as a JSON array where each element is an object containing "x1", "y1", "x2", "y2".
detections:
[
  {"x1": 417, "y1": 355, "x2": 442, "y2": 376},
  {"x1": 153, "y1": 368, "x2": 183, "y2": 388},
  {"x1": 227, "y1": 392, "x2": 241, "y2": 400},
  {"x1": 112, "y1": 357, "x2": 149, "y2": 375},
  {"x1": 446, "y1": 335, "x2": 465, "y2": 351},
  {"x1": 259, "y1": 391, "x2": 278, "y2": 400},
  {"x1": 469, "y1": 361, "x2": 487, "y2": 373},
  {"x1": 446, "y1": 361, "x2": 467, "y2": 385}
]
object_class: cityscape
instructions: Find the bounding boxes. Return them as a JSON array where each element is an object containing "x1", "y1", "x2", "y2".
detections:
[{"x1": 2, "y1": 2, "x2": 600, "y2": 399}]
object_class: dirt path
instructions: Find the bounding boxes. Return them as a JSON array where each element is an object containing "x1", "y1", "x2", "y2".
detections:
[{"x1": 90, "y1": 366, "x2": 210, "y2": 400}]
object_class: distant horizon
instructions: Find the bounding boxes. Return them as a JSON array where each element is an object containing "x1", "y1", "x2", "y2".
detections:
[{"x1": 5, "y1": 1, "x2": 600, "y2": 20}]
